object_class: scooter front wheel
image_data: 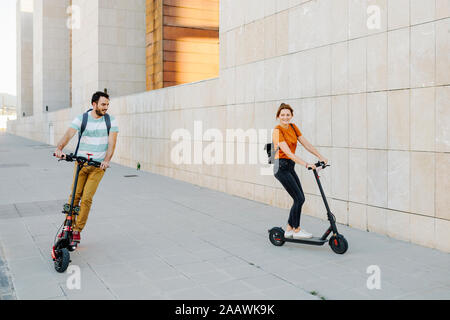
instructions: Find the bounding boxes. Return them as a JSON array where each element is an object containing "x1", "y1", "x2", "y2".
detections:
[
  {"x1": 329, "y1": 235, "x2": 348, "y2": 254},
  {"x1": 269, "y1": 228, "x2": 285, "y2": 247},
  {"x1": 54, "y1": 248, "x2": 70, "y2": 273}
]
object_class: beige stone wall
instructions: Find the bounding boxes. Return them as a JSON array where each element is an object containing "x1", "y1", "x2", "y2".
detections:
[{"x1": 9, "y1": 0, "x2": 450, "y2": 252}]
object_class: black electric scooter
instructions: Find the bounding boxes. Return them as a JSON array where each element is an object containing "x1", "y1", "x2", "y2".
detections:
[
  {"x1": 268, "y1": 161, "x2": 349, "y2": 254},
  {"x1": 51, "y1": 153, "x2": 102, "y2": 273}
]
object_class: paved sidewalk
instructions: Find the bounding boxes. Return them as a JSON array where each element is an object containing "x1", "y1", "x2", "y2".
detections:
[{"x1": 0, "y1": 132, "x2": 449, "y2": 300}]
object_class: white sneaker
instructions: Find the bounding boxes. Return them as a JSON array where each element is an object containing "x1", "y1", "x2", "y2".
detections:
[
  {"x1": 284, "y1": 230, "x2": 294, "y2": 239},
  {"x1": 293, "y1": 229, "x2": 313, "y2": 239}
]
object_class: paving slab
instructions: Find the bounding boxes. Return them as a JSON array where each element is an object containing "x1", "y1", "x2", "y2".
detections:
[{"x1": 0, "y1": 132, "x2": 449, "y2": 300}]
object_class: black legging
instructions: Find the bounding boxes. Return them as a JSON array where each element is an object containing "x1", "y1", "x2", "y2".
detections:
[{"x1": 274, "y1": 158, "x2": 305, "y2": 229}]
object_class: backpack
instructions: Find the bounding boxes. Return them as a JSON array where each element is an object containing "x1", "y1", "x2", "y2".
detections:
[
  {"x1": 264, "y1": 123, "x2": 297, "y2": 164},
  {"x1": 74, "y1": 109, "x2": 111, "y2": 156}
]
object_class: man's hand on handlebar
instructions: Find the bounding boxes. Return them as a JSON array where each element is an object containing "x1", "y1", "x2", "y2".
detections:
[
  {"x1": 100, "y1": 160, "x2": 110, "y2": 171},
  {"x1": 54, "y1": 148, "x2": 66, "y2": 159}
]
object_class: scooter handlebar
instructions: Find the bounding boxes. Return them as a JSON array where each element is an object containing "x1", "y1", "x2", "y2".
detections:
[
  {"x1": 308, "y1": 161, "x2": 330, "y2": 171},
  {"x1": 53, "y1": 153, "x2": 102, "y2": 167}
]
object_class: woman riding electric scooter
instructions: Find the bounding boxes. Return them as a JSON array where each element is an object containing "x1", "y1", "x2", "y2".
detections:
[{"x1": 272, "y1": 103, "x2": 328, "y2": 240}]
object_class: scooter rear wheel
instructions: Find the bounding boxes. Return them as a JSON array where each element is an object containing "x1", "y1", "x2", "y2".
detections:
[
  {"x1": 269, "y1": 228, "x2": 285, "y2": 247},
  {"x1": 329, "y1": 235, "x2": 348, "y2": 254},
  {"x1": 54, "y1": 248, "x2": 70, "y2": 273}
]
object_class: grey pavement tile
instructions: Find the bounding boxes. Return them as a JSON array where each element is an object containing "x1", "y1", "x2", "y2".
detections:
[
  {"x1": 204, "y1": 279, "x2": 257, "y2": 298},
  {"x1": 273, "y1": 267, "x2": 328, "y2": 287},
  {"x1": 208, "y1": 256, "x2": 247, "y2": 269},
  {"x1": 160, "y1": 252, "x2": 204, "y2": 266},
  {"x1": 8, "y1": 256, "x2": 54, "y2": 280},
  {"x1": 91, "y1": 263, "x2": 149, "y2": 288},
  {"x1": 241, "y1": 274, "x2": 291, "y2": 291},
  {"x1": 14, "y1": 278, "x2": 65, "y2": 300},
  {"x1": 2, "y1": 243, "x2": 42, "y2": 262},
  {"x1": 153, "y1": 275, "x2": 198, "y2": 293},
  {"x1": 396, "y1": 285, "x2": 450, "y2": 300},
  {"x1": 173, "y1": 261, "x2": 218, "y2": 276},
  {"x1": 141, "y1": 265, "x2": 183, "y2": 281},
  {"x1": 126, "y1": 256, "x2": 171, "y2": 273},
  {"x1": 78, "y1": 251, "x2": 124, "y2": 267},
  {"x1": 0, "y1": 233, "x2": 35, "y2": 247},
  {"x1": 228, "y1": 291, "x2": 272, "y2": 300},
  {"x1": 258, "y1": 260, "x2": 301, "y2": 274},
  {"x1": 166, "y1": 286, "x2": 218, "y2": 300},
  {"x1": 188, "y1": 270, "x2": 234, "y2": 286},
  {"x1": 260, "y1": 284, "x2": 319, "y2": 300},
  {"x1": 66, "y1": 291, "x2": 116, "y2": 300},
  {"x1": 110, "y1": 282, "x2": 164, "y2": 300},
  {"x1": 191, "y1": 248, "x2": 233, "y2": 261},
  {"x1": 221, "y1": 264, "x2": 268, "y2": 280}
]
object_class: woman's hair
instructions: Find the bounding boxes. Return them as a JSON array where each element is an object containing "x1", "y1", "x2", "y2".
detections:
[{"x1": 276, "y1": 103, "x2": 294, "y2": 118}]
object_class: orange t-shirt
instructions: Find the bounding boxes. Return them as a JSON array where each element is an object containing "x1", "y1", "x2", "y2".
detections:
[{"x1": 273, "y1": 123, "x2": 302, "y2": 160}]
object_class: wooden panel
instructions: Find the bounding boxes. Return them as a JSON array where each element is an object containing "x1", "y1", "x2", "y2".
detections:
[
  {"x1": 164, "y1": 61, "x2": 218, "y2": 74},
  {"x1": 164, "y1": 51, "x2": 219, "y2": 64},
  {"x1": 163, "y1": 71, "x2": 217, "y2": 83},
  {"x1": 164, "y1": 40, "x2": 219, "y2": 55},
  {"x1": 147, "y1": 0, "x2": 219, "y2": 90},
  {"x1": 164, "y1": 15, "x2": 218, "y2": 30},
  {"x1": 146, "y1": 0, "x2": 164, "y2": 90},
  {"x1": 164, "y1": 0, "x2": 219, "y2": 11},
  {"x1": 163, "y1": 5, "x2": 218, "y2": 22},
  {"x1": 164, "y1": 26, "x2": 219, "y2": 42}
]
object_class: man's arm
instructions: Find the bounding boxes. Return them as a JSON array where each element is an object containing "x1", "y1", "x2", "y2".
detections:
[
  {"x1": 54, "y1": 127, "x2": 78, "y2": 158},
  {"x1": 100, "y1": 132, "x2": 118, "y2": 170}
]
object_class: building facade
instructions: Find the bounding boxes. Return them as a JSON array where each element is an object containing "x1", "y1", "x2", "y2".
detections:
[{"x1": 9, "y1": 0, "x2": 450, "y2": 252}]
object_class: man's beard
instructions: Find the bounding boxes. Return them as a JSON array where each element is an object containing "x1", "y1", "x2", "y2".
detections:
[{"x1": 95, "y1": 109, "x2": 106, "y2": 117}]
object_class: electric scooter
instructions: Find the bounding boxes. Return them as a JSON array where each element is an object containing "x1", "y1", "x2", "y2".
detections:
[
  {"x1": 51, "y1": 153, "x2": 102, "y2": 273},
  {"x1": 268, "y1": 161, "x2": 349, "y2": 254}
]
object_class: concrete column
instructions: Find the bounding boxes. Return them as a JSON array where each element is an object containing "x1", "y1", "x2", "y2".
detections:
[
  {"x1": 98, "y1": 0, "x2": 146, "y2": 99},
  {"x1": 33, "y1": 0, "x2": 70, "y2": 114},
  {"x1": 71, "y1": 0, "x2": 100, "y2": 110},
  {"x1": 16, "y1": 0, "x2": 34, "y2": 118},
  {"x1": 71, "y1": 0, "x2": 146, "y2": 110}
]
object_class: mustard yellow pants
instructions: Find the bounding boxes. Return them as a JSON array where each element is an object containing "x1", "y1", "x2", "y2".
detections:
[{"x1": 68, "y1": 164, "x2": 105, "y2": 232}]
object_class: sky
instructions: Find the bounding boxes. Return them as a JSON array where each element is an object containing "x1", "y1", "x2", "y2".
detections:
[{"x1": 0, "y1": 0, "x2": 17, "y2": 96}]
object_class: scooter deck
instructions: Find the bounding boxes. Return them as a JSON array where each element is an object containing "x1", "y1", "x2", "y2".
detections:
[{"x1": 284, "y1": 237, "x2": 327, "y2": 246}]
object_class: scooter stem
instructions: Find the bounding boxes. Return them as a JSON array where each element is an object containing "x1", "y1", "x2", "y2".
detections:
[
  {"x1": 312, "y1": 169, "x2": 331, "y2": 214},
  {"x1": 66, "y1": 162, "x2": 83, "y2": 227}
]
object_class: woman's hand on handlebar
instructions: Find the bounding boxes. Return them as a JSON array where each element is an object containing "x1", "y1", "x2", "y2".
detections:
[
  {"x1": 318, "y1": 156, "x2": 328, "y2": 165},
  {"x1": 306, "y1": 163, "x2": 316, "y2": 170}
]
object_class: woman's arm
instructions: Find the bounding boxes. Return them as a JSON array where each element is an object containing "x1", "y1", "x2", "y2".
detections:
[
  {"x1": 273, "y1": 128, "x2": 310, "y2": 168},
  {"x1": 278, "y1": 141, "x2": 310, "y2": 168},
  {"x1": 298, "y1": 135, "x2": 328, "y2": 163}
]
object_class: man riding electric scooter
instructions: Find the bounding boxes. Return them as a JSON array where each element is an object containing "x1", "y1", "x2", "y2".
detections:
[{"x1": 54, "y1": 91, "x2": 119, "y2": 246}]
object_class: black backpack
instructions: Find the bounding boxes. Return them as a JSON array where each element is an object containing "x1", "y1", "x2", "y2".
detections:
[
  {"x1": 264, "y1": 124, "x2": 297, "y2": 164},
  {"x1": 74, "y1": 109, "x2": 111, "y2": 156}
]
